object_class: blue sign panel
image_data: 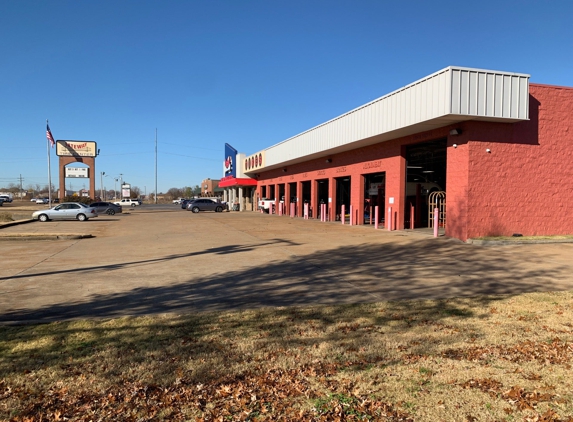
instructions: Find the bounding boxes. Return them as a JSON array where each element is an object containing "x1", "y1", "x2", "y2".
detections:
[{"x1": 224, "y1": 143, "x2": 237, "y2": 178}]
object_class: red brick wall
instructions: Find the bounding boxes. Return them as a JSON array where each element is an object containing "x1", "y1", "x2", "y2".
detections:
[
  {"x1": 256, "y1": 84, "x2": 573, "y2": 241},
  {"x1": 463, "y1": 84, "x2": 573, "y2": 239}
]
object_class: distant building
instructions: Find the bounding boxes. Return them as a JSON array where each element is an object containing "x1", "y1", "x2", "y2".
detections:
[{"x1": 201, "y1": 178, "x2": 223, "y2": 198}]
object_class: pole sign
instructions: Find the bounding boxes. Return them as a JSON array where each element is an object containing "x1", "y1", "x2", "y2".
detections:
[
  {"x1": 121, "y1": 183, "x2": 131, "y2": 198},
  {"x1": 56, "y1": 140, "x2": 97, "y2": 157},
  {"x1": 223, "y1": 143, "x2": 237, "y2": 178},
  {"x1": 65, "y1": 167, "x2": 89, "y2": 178}
]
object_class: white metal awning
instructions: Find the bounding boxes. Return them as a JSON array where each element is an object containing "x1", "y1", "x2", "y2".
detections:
[{"x1": 245, "y1": 66, "x2": 530, "y2": 173}]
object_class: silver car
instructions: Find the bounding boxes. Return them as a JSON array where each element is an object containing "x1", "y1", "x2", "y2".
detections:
[{"x1": 32, "y1": 202, "x2": 98, "y2": 222}]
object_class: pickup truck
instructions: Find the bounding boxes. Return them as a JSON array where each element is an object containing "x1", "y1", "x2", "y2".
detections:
[
  {"x1": 113, "y1": 198, "x2": 141, "y2": 207},
  {"x1": 258, "y1": 198, "x2": 275, "y2": 213}
]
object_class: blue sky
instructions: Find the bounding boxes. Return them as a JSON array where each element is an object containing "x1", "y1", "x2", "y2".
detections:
[{"x1": 1, "y1": 0, "x2": 571, "y2": 195}]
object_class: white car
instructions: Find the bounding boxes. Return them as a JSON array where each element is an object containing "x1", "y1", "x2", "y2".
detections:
[
  {"x1": 35, "y1": 198, "x2": 49, "y2": 204},
  {"x1": 113, "y1": 198, "x2": 140, "y2": 207}
]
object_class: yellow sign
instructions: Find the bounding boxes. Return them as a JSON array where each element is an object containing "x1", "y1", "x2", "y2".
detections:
[{"x1": 56, "y1": 140, "x2": 97, "y2": 157}]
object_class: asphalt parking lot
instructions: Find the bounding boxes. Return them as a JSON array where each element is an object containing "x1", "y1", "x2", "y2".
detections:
[{"x1": 1, "y1": 205, "x2": 573, "y2": 323}]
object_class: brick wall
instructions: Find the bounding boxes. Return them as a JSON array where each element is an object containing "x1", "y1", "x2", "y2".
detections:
[{"x1": 256, "y1": 84, "x2": 573, "y2": 241}]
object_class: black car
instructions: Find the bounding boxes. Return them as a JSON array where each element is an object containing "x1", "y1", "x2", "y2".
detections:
[{"x1": 89, "y1": 201, "x2": 123, "y2": 215}]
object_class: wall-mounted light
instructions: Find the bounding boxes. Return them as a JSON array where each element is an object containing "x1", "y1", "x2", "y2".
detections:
[
  {"x1": 486, "y1": 148, "x2": 491, "y2": 153},
  {"x1": 453, "y1": 144, "x2": 458, "y2": 148},
  {"x1": 325, "y1": 158, "x2": 332, "y2": 163},
  {"x1": 450, "y1": 129, "x2": 462, "y2": 136}
]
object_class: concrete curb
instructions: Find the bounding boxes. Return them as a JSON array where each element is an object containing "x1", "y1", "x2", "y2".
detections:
[
  {"x1": 0, "y1": 218, "x2": 35, "y2": 228},
  {"x1": 0, "y1": 233, "x2": 93, "y2": 241},
  {"x1": 467, "y1": 238, "x2": 573, "y2": 246}
]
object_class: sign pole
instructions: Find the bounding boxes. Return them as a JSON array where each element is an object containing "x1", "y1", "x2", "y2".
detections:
[{"x1": 46, "y1": 120, "x2": 52, "y2": 206}]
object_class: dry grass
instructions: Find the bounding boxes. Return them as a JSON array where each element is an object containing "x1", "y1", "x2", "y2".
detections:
[
  {"x1": 0, "y1": 213, "x2": 14, "y2": 222},
  {"x1": 1, "y1": 291, "x2": 572, "y2": 421}
]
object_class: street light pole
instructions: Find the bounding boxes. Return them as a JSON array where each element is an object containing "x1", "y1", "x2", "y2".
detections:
[{"x1": 100, "y1": 171, "x2": 105, "y2": 200}]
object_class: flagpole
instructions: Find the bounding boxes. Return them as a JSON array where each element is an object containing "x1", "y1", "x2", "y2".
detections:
[{"x1": 47, "y1": 119, "x2": 52, "y2": 206}]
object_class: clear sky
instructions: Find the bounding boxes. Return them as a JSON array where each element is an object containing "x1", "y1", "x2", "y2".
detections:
[{"x1": 1, "y1": 0, "x2": 571, "y2": 195}]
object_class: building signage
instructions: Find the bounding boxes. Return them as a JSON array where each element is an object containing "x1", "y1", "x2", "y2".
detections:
[
  {"x1": 244, "y1": 151, "x2": 265, "y2": 172},
  {"x1": 224, "y1": 143, "x2": 237, "y2": 178},
  {"x1": 65, "y1": 167, "x2": 89, "y2": 178},
  {"x1": 56, "y1": 140, "x2": 97, "y2": 157}
]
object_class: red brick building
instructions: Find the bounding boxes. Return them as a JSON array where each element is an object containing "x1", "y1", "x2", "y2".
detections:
[{"x1": 240, "y1": 67, "x2": 573, "y2": 242}]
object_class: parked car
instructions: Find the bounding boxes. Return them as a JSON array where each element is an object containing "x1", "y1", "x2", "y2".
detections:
[
  {"x1": 180, "y1": 199, "x2": 194, "y2": 209},
  {"x1": 113, "y1": 198, "x2": 140, "y2": 207},
  {"x1": 173, "y1": 198, "x2": 186, "y2": 204},
  {"x1": 35, "y1": 198, "x2": 49, "y2": 204},
  {"x1": 0, "y1": 194, "x2": 13, "y2": 203},
  {"x1": 89, "y1": 201, "x2": 123, "y2": 215},
  {"x1": 32, "y1": 202, "x2": 98, "y2": 222},
  {"x1": 186, "y1": 198, "x2": 225, "y2": 213}
]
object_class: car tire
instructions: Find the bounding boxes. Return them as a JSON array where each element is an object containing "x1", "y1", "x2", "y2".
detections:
[
  {"x1": 191, "y1": 207, "x2": 200, "y2": 213},
  {"x1": 77, "y1": 213, "x2": 87, "y2": 221},
  {"x1": 39, "y1": 214, "x2": 49, "y2": 222},
  {"x1": 107, "y1": 209, "x2": 115, "y2": 215},
  {"x1": 215, "y1": 206, "x2": 222, "y2": 213}
]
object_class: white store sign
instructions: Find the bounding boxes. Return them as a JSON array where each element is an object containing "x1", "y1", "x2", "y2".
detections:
[{"x1": 65, "y1": 167, "x2": 89, "y2": 178}]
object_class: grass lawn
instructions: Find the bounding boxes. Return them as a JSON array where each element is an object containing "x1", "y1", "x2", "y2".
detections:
[{"x1": 1, "y1": 291, "x2": 572, "y2": 421}]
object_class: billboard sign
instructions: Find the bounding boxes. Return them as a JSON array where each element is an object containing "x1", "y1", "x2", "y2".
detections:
[
  {"x1": 56, "y1": 140, "x2": 97, "y2": 157},
  {"x1": 223, "y1": 143, "x2": 237, "y2": 178},
  {"x1": 65, "y1": 167, "x2": 89, "y2": 178}
]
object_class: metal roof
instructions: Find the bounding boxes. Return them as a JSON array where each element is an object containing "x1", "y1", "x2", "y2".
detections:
[{"x1": 245, "y1": 66, "x2": 530, "y2": 173}]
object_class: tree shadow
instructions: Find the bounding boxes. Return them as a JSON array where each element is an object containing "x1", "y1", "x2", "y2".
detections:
[{"x1": 1, "y1": 237, "x2": 570, "y2": 383}]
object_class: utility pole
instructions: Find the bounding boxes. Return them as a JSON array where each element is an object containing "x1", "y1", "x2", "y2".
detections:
[
  {"x1": 19, "y1": 174, "x2": 23, "y2": 200},
  {"x1": 155, "y1": 128, "x2": 158, "y2": 204},
  {"x1": 119, "y1": 174, "x2": 123, "y2": 198}
]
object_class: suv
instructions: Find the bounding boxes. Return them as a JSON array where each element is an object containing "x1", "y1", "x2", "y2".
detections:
[
  {"x1": 0, "y1": 195, "x2": 13, "y2": 203},
  {"x1": 113, "y1": 198, "x2": 140, "y2": 207}
]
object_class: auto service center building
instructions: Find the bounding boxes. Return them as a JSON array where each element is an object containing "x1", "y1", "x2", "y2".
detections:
[{"x1": 222, "y1": 66, "x2": 573, "y2": 242}]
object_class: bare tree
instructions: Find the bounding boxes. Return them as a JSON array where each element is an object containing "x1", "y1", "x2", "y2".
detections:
[
  {"x1": 130, "y1": 186, "x2": 141, "y2": 198},
  {"x1": 167, "y1": 188, "x2": 182, "y2": 200}
]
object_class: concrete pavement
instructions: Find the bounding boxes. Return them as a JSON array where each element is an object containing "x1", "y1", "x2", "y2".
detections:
[{"x1": 1, "y1": 206, "x2": 572, "y2": 323}]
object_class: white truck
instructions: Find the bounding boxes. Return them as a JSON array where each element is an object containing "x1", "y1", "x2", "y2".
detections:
[
  {"x1": 0, "y1": 193, "x2": 14, "y2": 203},
  {"x1": 258, "y1": 198, "x2": 275, "y2": 213},
  {"x1": 113, "y1": 198, "x2": 141, "y2": 207}
]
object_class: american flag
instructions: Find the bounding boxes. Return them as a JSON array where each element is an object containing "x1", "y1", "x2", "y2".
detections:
[{"x1": 46, "y1": 123, "x2": 55, "y2": 147}]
